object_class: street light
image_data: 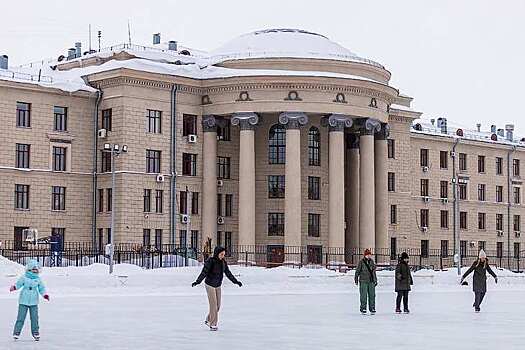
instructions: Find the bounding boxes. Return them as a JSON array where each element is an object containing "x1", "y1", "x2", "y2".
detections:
[{"x1": 104, "y1": 143, "x2": 128, "y2": 274}]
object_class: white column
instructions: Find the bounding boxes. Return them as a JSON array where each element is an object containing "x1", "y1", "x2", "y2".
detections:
[{"x1": 201, "y1": 115, "x2": 218, "y2": 247}]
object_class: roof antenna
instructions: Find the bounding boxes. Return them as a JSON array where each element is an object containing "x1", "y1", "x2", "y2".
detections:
[
  {"x1": 127, "y1": 20, "x2": 132, "y2": 46},
  {"x1": 89, "y1": 24, "x2": 92, "y2": 52},
  {"x1": 98, "y1": 30, "x2": 102, "y2": 52}
]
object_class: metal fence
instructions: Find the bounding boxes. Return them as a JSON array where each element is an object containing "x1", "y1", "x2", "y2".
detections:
[{"x1": 0, "y1": 242, "x2": 523, "y2": 272}]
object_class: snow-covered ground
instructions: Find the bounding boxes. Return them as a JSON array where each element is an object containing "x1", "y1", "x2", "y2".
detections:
[{"x1": 0, "y1": 256, "x2": 524, "y2": 350}]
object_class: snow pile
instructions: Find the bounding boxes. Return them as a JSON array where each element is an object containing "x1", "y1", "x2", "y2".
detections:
[{"x1": 0, "y1": 255, "x2": 23, "y2": 276}]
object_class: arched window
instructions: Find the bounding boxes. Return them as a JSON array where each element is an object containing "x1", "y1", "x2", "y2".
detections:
[
  {"x1": 308, "y1": 126, "x2": 320, "y2": 166},
  {"x1": 269, "y1": 124, "x2": 286, "y2": 164}
]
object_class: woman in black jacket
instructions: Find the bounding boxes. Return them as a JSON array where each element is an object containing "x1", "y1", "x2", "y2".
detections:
[
  {"x1": 192, "y1": 246, "x2": 242, "y2": 330},
  {"x1": 460, "y1": 249, "x2": 497, "y2": 312},
  {"x1": 395, "y1": 252, "x2": 413, "y2": 313}
]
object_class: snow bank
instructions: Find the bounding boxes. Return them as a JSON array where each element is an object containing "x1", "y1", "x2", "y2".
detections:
[{"x1": 0, "y1": 255, "x2": 23, "y2": 276}]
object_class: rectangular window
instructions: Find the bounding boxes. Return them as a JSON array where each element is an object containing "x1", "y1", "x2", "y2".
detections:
[
  {"x1": 217, "y1": 156, "x2": 231, "y2": 179},
  {"x1": 496, "y1": 214, "x2": 504, "y2": 231},
  {"x1": 51, "y1": 186, "x2": 66, "y2": 211},
  {"x1": 496, "y1": 157, "x2": 503, "y2": 175},
  {"x1": 390, "y1": 237, "x2": 397, "y2": 260},
  {"x1": 106, "y1": 188, "x2": 112, "y2": 212},
  {"x1": 459, "y1": 153, "x2": 467, "y2": 172},
  {"x1": 497, "y1": 242, "x2": 503, "y2": 259},
  {"x1": 478, "y1": 241, "x2": 486, "y2": 252},
  {"x1": 179, "y1": 230, "x2": 187, "y2": 248},
  {"x1": 190, "y1": 230, "x2": 199, "y2": 250},
  {"x1": 14, "y1": 227, "x2": 29, "y2": 251},
  {"x1": 217, "y1": 231, "x2": 222, "y2": 248},
  {"x1": 390, "y1": 205, "x2": 397, "y2": 224},
  {"x1": 182, "y1": 153, "x2": 197, "y2": 176},
  {"x1": 478, "y1": 184, "x2": 486, "y2": 201},
  {"x1": 53, "y1": 106, "x2": 68, "y2": 131},
  {"x1": 268, "y1": 175, "x2": 286, "y2": 199},
  {"x1": 421, "y1": 240, "x2": 429, "y2": 258},
  {"x1": 101, "y1": 150, "x2": 112, "y2": 173},
  {"x1": 179, "y1": 191, "x2": 187, "y2": 214},
  {"x1": 217, "y1": 194, "x2": 223, "y2": 216},
  {"x1": 420, "y1": 149, "x2": 429, "y2": 167},
  {"x1": 155, "y1": 190, "x2": 164, "y2": 213},
  {"x1": 224, "y1": 232, "x2": 232, "y2": 257},
  {"x1": 308, "y1": 213, "x2": 320, "y2": 237},
  {"x1": 155, "y1": 229, "x2": 163, "y2": 250},
  {"x1": 514, "y1": 187, "x2": 521, "y2": 204},
  {"x1": 107, "y1": 228, "x2": 112, "y2": 244},
  {"x1": 460, "y1": 211, "x2": 468, "y2": 230},
  {"x1": 441, "y1": 240, "x2": 449, "y2": 258},
  {"x1": 478, "y1": 213, "x2": 486, "y2": 230},
  {"x1": 268, "y1": 213, "x2": 285, "y2": 236},
  {"x1": 102, "y1": 108, "x2": 112, "y2": 131},
  {"x1": 496, "y1": 185, "x2": 504, "y2": 203},
  {"x1": 440, "y1": 151, "x2": 448, "y2": 169},
  {"x1": 143, "y1": 229, "x2": 151, "y2": 246},
  {"x1": 387, "y1": 139, "x2": 395, "y2": 159},
  {"x1": 52, "y1": 146, "x2": 67, "y2": 171},
  {"x1": 16, "y1": 144, "x2": 30, "y2": 168},
  {"x1": 308, "y1": 176, "x2": 320, "y2": 200},
  {"x1": 514, "y1": 215, "x2": 521, "y2": 232},
  {"x1": 97, "y1": 189, "x2": 104, "y2": 213},
  {"x1": 441, "y1": 210, "x2": 449, "y2": 229},
  {"x1": 420, "y1": 179, "x2": 429, "y2": 197},
  {"x1": 146, "y1": 109, "x2": 162, "y2": 133},
  {"x1": 16, "y1": 102, "x2": 31, "y2": 127},
  {"x1": 217, "y1": 120, "x2": 231, "y2": 141},
  {"x1": 191, "y1": 192, "x2": 199, "y2": 215},
  {"x1": 478, "y1": 155, "x2": 485, "y2": 173},
  {"x1": 420, "y1": 209, "x2": 429, "y2": 228},
  {"x1": 514, "y1": 242, "x2": 520, "y2": 259},
  {"x1": 182, "y1": 114, "x2": 197, "y2": 136},
  {"x1": 144, "y1": 189, "x2": 152, "y2": 212},
  {"x1": 146, "y1": 150, "x2": 161, "y2": 173},
  {"x1": 225, "y1": 194, "x2": 233, "y2": 217},
  {"x1": 458, "y1": 183, "x2": 467, "y2": 200},
  {"x1": 440, "y1": 180, "x2": 448, "y2": 199},
  {"x1": 388, "y1": 172, "x2": 395, "y2": 192},
  {"x1": 14, "y1": 184, "x2": 29, "y2": 209},
  {"x1": 514, "y1": 159, "x2": 521, "y2": 177},
  {"x1": 460, "y1": 241, "x2": 467, "y2": 257}
]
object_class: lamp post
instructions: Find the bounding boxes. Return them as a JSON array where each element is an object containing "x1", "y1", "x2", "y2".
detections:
[{"x1": 104, "y1": 143, "x2": 128, "y2": 274}]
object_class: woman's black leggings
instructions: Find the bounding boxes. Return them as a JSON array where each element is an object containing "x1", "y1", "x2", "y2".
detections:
[{"x1": 396, "y1": 291, "x2": 409, "y2": 310}]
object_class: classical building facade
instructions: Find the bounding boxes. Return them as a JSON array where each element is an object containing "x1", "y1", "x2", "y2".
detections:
[{"x1": 0, "y1": 29, "x2": 523, "y2": 264}]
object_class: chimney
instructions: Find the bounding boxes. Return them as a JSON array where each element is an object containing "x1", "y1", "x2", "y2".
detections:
[
  {"x1": 476, "y1": 123, "x2": 481, "y2": 132},
  {"x1": 497, "y1": 128, "x2": 504, "y2": 137},
  {"x1": 490, "y1": 125, "x2": 497, "y2": 133},
  {"x1": 440, "y1": 118, "x2": 448, "y2": 134},
  {"x1": 75, "y1": 42, "x2": 82, "y2": 58},
  {"x1": 168, "y1": 40, "x2": 178, "y2": 51},
  {"x1": 505, "y1": 124, "x2": 515, "y2": 141},
  {"x1": 67, "y1": 48, "x2": 76, "y2": 60},
  {"x1": 430, "y1": 118, "x2": 435, "y2": 126},
  {"x1": 0, "y1": 55, "x2": 7, "y2": 70},
  {"x1": 153, "y1": 33, "x2": 161, "y2": 45}
]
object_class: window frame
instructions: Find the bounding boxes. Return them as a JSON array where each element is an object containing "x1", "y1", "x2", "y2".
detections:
[
  {"x1": 268, "y1": 212, "x2": 285, "y2": 236},
  {"x1": 53, "y1": 106, "x2": 68, "y2": 132},
  {"x1": 146, "y1": 149, "x2": 162, "y2": 174},
  {"x1": 16, "y1": 102, "x2": 31, "y2": 128},
  {"x1": 51, "y1": 186, "x2": 66, "y2": 211},
  {"x1": 146, "y1": 109, "x2": 162, "y2": 134},
  {"x1": 16, "y1": 143, "x2": 30, "y2": 169},
  {"x1": 268, "y1": 124, "x2": 286, "y2": 164},
  {"x1": 308, "y1": 126, "x2": 321, "y2": 166},
  {"x1": 307, "y1": 213, "x2": 321, "y2": 237},
  {"x1": 268, "y1": 175, "x2": 286, "y2": 199}
]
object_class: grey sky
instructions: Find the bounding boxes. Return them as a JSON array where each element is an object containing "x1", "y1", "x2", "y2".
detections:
[{"x1": 2, "y1": 0, "x2": 524, "y2": 136}]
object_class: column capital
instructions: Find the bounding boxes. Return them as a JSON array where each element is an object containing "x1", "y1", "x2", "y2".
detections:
[
  {"x1": 231, "y1": 112, "x2": 259, "y2": 130},
  {"x1": 202, "y1": 115, "x2": 217, "y2": 132},
  {"x1": 322, "y1": 114, "x2": 354, "y2": 132},
  {"x1": 278, "y1": 112, "x2": 308, "y2": 129},
  {"x1": 356, "y1": 118, "x2": 381, "y2": 136},
  {"x1": 346, "y1": 133, "x2": 360, "y2": 149},
  {"x1": 375, "y1": 123, "x2": 390, "y2": 140}
]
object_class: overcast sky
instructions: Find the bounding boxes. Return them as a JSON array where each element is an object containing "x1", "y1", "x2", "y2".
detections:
[{"x1": 2, "y1": 0, "x2": 524, "y2": 136}]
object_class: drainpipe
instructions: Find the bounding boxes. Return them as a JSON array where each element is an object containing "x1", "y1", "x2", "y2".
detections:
[
  {"x1": 92, "y1": 91, "x2": 102, "y2": 250},
  {"x1": 451, "y1": 138, "x2": 461, "y2": 275},
  {"x1": 507, "y1": 146, "x2": 516, "y2": 268},
  {"x1": 170, "y1": 84, "x2": 178, "y2": 249}
]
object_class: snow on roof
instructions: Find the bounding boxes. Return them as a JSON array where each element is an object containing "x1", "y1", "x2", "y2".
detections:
[{"x1": 208, "y1": 28, "x2": 384, "y2": 68}]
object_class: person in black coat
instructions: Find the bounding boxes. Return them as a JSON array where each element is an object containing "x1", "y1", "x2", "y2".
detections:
[
  {"x1": 395, "y1": 252, "x2": 413, "y2": 313},
  {"x1": 460, "y1": 249, "x2": 497, "y2": 312},
  {"x1": 192, "y1": 246, "x2": 242, "y2": 330}
]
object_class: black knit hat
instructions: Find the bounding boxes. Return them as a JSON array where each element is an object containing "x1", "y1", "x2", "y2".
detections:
[
  {"x1": 400, "y1": 252, "x2": 409, "y2": 260},
  {"x1": 213, "y1": 246, "x2": 226, "y2": 257}
]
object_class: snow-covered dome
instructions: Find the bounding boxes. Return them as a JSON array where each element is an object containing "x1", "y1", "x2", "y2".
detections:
[{"x1": 209, "y1": 28, "x2": 383, "y2": 68}]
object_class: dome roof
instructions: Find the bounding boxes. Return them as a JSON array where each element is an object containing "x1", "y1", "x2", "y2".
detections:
[{"x1": 209, "y1": 28, "x2": 383, "y2": 68}]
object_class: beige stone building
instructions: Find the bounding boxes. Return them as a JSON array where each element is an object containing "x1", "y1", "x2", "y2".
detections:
[{"x1": 0, "y1": 29, "x2": 523, "y2": 265}]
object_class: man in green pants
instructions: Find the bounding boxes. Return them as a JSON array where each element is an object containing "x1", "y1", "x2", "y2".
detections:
[{"x1": 355, "y1": 249, "x2": 377, "y2": 314}]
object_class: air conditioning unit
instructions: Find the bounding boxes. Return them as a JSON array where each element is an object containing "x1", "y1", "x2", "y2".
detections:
[
  {"x1": 422, "y1": 196, "x2": 431, "y2": 203},
  {"x1": 441, "y1": 198, "x2": 448, "y2": 204},
  {"x1": 217, "y1": 179, "x2": 224, "y2": 187},
  {"x1": 156, "y1": 174, "x2": 165, "y2": 183},
  {"x1": 422, "y1": 166, "x2": 429, "y2": 172},
  {"x1": 497, "y1": 230, "x2": 504, "y2": 237},
  {"x1": 188, "y1": 134, "x2": 197, "y2": 143},
  {"x1": 97, "y1": 129, "x2": 107, "y2": 139},
  {"x1": 180, "y1": 214, "x2": 189, "y2": 224},
  {"x1": 421, "y1": 227, "x2": 428, "y2": 233},
  {"x1": 515, "y1": 231, "x2": 521, "y2": 238},
  {"x1": 217, "y1": 216, "x2": 225, "y2": 225}
]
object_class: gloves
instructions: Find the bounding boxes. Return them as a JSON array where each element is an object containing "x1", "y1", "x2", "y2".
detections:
[
  {"x1": 236, "y1": 281, "x2": 243, "y2": 287},
  {"x1": 9, "y1": 286, "x2": 16, "y2": 292},
  {"x1": 495, "y1": 277, "x2": 498, "y2": 284},
  {"x1": 43, "y1": 295, "x2": 50, "y2": 301},
  {"x1": 191, "y1": 282, "x2": 198, "y2": 287}
]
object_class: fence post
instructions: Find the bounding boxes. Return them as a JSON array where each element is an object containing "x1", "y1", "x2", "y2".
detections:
[{"x1": 245, "y1": 251, "x2": 248, "y2": 267}]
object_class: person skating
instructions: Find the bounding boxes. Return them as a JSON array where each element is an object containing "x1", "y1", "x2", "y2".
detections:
[
  {"x1": 355, "y1": 249, "x2": 377, "y2": 314},
  {"x1": 395, "y1": 252, "x2": 413, "y2": 314},
  {"x1": 10, "y1": 260, "x2": 50, "y2": 341},
  {"x1": 460, "y1": 249, "x2": 497, "y2": 312},
  {"x1": 192, "y1": 246, "x2": 242, "y2": 330}
]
